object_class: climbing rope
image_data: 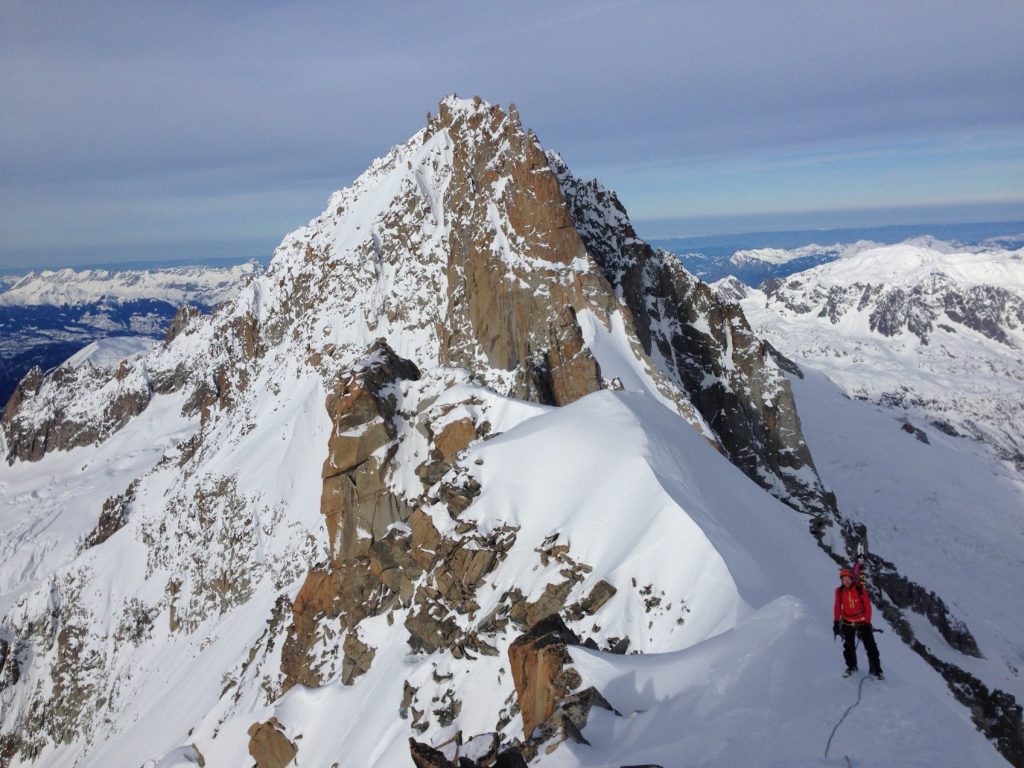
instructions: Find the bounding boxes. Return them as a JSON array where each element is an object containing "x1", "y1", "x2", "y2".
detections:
[{"x1": 824, "y1": 674, "x2": 874, "y2": 761}]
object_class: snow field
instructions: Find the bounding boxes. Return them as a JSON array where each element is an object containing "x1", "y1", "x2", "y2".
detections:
[
  {"x1": 187, "y1": 389, "x2": 1001, "y2": 767},
  {"x1": 0, "y1": 392, "x2": 197, "y2": 613}
]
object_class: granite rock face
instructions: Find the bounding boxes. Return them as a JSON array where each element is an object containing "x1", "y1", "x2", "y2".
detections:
[
  {"x1": 550, "y1": 154, "x2": 833, "y2": 513},
  {"x1": 507, "y1": 614, "x2": 582, "y2": 740}
]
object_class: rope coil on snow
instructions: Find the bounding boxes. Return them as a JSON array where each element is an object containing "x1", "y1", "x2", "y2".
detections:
[{"x1": 824, "y1": 674, "x2": 874, "y2": 760}]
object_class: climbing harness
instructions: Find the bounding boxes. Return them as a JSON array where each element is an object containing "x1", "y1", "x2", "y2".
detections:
[{"x1": 824, "y1": 674, "x2": 874, "y2": 761}]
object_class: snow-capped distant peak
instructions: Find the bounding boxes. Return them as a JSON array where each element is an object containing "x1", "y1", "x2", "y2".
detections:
[
  {"x1": 794, "y1": 241, "x2": 1024, "y2": 291},
  {"x1": 741, "y1": 237, "x2": 1024, "y2": 473},
  {"x1": 0, "y1": 262, "x2": 260, "y2": 307},
  {"x1": 729, "y1": 240, "x2": 880, "y2": 267}
]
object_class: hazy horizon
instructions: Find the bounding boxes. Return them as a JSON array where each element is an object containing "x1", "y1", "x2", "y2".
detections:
[{"x1": 2, "y1": 212, "x2": 1022, "y2": 276}]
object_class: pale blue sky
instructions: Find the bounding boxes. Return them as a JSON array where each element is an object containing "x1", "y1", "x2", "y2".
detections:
[{"x1": 1, "y1": 0, "x2": 1022, "y2": 268}]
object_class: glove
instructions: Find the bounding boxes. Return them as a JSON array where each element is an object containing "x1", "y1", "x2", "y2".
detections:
[{"x1": 833, "y1": 620, "x2": 840, "y2": 637}]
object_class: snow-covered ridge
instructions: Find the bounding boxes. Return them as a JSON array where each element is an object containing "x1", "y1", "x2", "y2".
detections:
[
  {"x1": 779, "y1": 240, "x2": 1024, "y2": 293},
  {"x1": 0, "y1": 262, "x2": 260, "y2": 307},
  {"x1": 729, "y1": 239, "x2": 879, "y2": 267},
  {"x1": 64, "y1": 337, "x2": 156, "y2": 370}
]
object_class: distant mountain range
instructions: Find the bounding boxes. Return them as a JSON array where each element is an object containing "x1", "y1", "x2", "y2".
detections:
[
  {"x1": 653, "y1": 223, "x2": 1024, "y2": 284},
  {"x1": 717, "y1": 238, "x2": 1024, "y2": 472},
  {"x1": 0, "y1": 263, "x2": 258, "y2": 405}
]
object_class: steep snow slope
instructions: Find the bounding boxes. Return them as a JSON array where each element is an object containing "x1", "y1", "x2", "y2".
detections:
[
  {"x1": 789, "y1": 368, "x2": 1024, "y2": 707},
  {"x1": 0, "y1": 393, "x2": 196, "y2": 614}
]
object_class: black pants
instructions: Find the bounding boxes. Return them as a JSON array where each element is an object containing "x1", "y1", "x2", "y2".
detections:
[{"x1": 841, "y1": 622, "x2": 881, "y2": 675}]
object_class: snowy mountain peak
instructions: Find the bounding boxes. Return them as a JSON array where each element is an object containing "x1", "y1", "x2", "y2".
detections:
[
  {"x1": 763, "y1": 241, "x2": 1024, "y2": 346},
  {"x1": 3, "y1": 96, "x2": 825, "y2": 510},
  {"x1": 2, "y1": 100, "x2": 1019, "y2": 767},
  {"x1": 711, "y1": 275, "x2": 751, "y2": 303},
  {"x1": 745, "y1": 239, "x2": 1024, "y2": 470}
]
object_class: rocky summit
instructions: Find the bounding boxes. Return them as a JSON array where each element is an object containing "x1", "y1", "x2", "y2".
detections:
[{"x1": 0, "y1": 98, "x2": 1019, "y2": 768}]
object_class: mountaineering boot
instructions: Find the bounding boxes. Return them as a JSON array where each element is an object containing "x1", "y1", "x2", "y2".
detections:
[
  {"x1": 871, "y1": 670, "x2": 885, "y2": 681},
  {"x1": 843, "y1": 668, "x2": 857, "y2": 678}
]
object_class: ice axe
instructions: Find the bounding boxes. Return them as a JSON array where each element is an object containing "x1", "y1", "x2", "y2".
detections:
[{"x1": 852, "y1": 542, "x2": 864, "y2": 581}]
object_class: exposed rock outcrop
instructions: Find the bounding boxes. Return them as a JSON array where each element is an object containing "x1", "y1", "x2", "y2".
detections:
[
  {"x1": 2, "y1": 361, "x2": 152, "y2": 464},
  {"x1": 427, "y1": 99, "x2": 607, "y2": 406},
  {"x1": 247, "y1": 718, "x2": 297, "y2": 768},
  {"x1": 409, "y1": 734, "x2": 529, "y2": 768},
  {"x1": 163, "y1": 304, "x2": 203, "y2": 345},
  {"x1": 321, "y1": 339, "x2": 421, "y2": 565},
  {"x1": 413, "y1": 615, "x2": 619, "y2": 766},
  {"x1": 549, "y1": 153, "x2": 834, "y2": 514},
  {"x1": 507, "y1": 614, "x2": 583, "y2": 740},
  {"x1": 81, "y1": 482, "x2": 137, "y2": 551}
]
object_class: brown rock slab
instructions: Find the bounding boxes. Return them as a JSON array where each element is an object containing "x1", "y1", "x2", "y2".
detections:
[
  {"x1": 247, "y1": 718, "x2": 297, "y2": 768},
  {"x1": 507, "y1": 614, "x2": 582, "y2": 739},
  {"x1": 566, "y1": 580, "x2": 617, "y2": 620},
  {"x1": 341, "y1": 631, "x2": 376, "y2": 685},
  {"x1": 435, "y1": 416, "x2": 476, "y2": 462}
]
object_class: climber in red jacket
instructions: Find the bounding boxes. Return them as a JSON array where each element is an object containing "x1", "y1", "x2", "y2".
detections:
[{"x1": 833, "y1": 567, "x2": 884, "y2": 679}]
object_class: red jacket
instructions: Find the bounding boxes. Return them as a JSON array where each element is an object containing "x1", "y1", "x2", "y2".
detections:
[{"x1": 834, "y1": 584, "x2": 872, "y2": 624}]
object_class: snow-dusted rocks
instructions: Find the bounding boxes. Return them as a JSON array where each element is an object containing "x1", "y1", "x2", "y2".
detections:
[{"x1": 2, "y1": 358, "x2": 153, "y2": 462}]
